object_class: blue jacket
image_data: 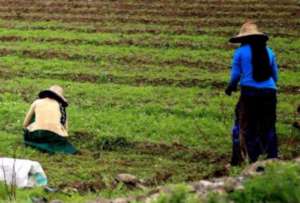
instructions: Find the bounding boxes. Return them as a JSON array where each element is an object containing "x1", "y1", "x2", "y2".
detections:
[{"x1": 229, "y1": 44, "x2": 278, "y2": 90}]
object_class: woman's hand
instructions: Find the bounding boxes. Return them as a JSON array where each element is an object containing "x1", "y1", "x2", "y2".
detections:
[{"x1": 225, "y1": 85, "x2": 237, "y2": 96}]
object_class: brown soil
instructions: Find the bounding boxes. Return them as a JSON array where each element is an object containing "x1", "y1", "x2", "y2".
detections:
[
  {"x1": 0, "y1": 12, "x2": 299, "y2": 28},
  {"x1": 58, "y1": 180, "x2": 106, "y2": 194},
  {"x1": 0, "y1": 48, "x2": 229, "y2": 70},
  {"x1": 1, "y1": 68, "x2": 299, "y2": 93},
  {"x1": 1, "y1": 22, "x2": 298, "y2": 38},
  {"x1": 0, "y1": 0, "x2": 298, "y2": 12},
  {"x1": 1, "y1": 47, "x2": 298, "y2": 71},
  {"x1": 71, "y1": 132, "x2": 229, "y2": 164},
  {"x1": 0, "y1": 6, "x2": 295, "y2": 19}
]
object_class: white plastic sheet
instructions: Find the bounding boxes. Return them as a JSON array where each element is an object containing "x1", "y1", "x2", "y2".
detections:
[{"x1": 0, "y1": 158, "x2": 47, "y2": 188}]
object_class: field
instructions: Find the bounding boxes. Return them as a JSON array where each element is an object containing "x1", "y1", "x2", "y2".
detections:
[{"x1": 0, "y1": 0, "x2": 299, "y2": 202}]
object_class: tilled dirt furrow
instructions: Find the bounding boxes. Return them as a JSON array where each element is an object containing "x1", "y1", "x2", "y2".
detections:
[
  {"x1": 0, "y1": 68, "x2": 226, "y2": 88},
  {"x1": 1, "y1": 23, "x2": 298, "y2": 38},
  {"x1": 1, "y1": 35, "x2": 300, "y2": 54},
  {"x1": 0, "y1": 48, "x2": 229, "y2": 70},
  {"x1": 0, "y1": 13, "x2": 299, "y2": 29},
  {"x1": 1, "y1": 68, "x2": 299, "y2": 93},
  {"x1": 0, "y1": 48, "x2": 298, "y2": 71},
  {"x1": 0, "y1": 0, "x2": 298, "y2": 12},
  {"x1": 0, "y1": 6, "x2": 297, "y2": 19}
]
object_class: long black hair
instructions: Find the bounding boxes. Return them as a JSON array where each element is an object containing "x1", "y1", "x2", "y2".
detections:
[
  {"x1": 245, "y1": 36, "x2": 272, "y2": 82},
  {"x1": 59, "y1": 104, "x2": 67, "y2": 126}
]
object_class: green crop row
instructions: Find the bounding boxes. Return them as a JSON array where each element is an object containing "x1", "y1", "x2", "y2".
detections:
[
  {"x1": 0, "y1": 27, "x2": 299, "y2": 52},
  {"x1": 0, "y1": 78, "x2": 298, "y2": 147},
  {"x1": 0, "y1": 55, "x2": 299, "y2": 87}
]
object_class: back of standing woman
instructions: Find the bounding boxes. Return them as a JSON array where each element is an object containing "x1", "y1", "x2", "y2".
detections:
[{"x1": 226, "y1": 20, "x2": 279, "y2": 163}]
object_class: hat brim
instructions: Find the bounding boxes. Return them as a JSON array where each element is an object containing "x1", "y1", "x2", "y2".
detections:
[
  {"x1": 39, "y1": 90, "x2": 68, "y2": 107},
  {"x1": 229, "y1": 34, "x2": 269, "y2": 43}
]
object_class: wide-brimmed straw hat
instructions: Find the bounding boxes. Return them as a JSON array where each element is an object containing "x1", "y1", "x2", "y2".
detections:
[
  {"x1": 39, "y1": 85, "x2": 68, "y2": 107},
  {"x1": 229, "y1": 21, "x2": 269, "y2": 43}
]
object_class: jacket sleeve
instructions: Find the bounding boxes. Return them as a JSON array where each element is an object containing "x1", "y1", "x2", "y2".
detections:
[
  {"x1": 23, "y1": 101, "x2": 36, "y2": 128},
  {"x1": 270, "y1": 51, "x2": 279, "y2": 83},
  {"x1": 229, "y1": 49, "x2": 241, "y2": 87}
]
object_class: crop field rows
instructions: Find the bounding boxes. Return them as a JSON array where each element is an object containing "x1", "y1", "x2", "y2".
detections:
[{"x1": 0, "y1": 0, "x2": 299, "y2": 200}]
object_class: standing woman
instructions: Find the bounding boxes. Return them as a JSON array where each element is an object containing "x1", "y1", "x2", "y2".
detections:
[
  {"x1": 225, "y1": 21, "x2": 279, "y2": 163},
  {"x1": 23, "y1": 85, "x2": 77, "y2": 154}
]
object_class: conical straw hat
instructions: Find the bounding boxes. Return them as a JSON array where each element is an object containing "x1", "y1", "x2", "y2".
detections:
[
  {"x1": 39, "y1": 85, "x2": 68, "y2": 107},
  {"x1": 229, "y1": 21, "x2": 268, "y2": 43}
]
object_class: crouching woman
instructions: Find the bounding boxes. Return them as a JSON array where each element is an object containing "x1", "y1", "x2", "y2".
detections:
[{"x1": 23, "y1": 85, "x2": 77, "y2": 154}]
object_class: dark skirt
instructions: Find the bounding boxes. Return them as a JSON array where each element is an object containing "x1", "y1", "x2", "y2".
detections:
[
  {"x1": 239, "y1": 86, "x2": 278, "y2": 162},
  {"x1": 24, "y1": 130, "x2": 77, "y2": 154}
]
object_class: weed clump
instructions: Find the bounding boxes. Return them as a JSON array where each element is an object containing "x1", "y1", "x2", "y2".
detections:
[
  {"x1": 229, "y1": 162, "x2": 300, "y2": 203},
  {"x1": 152, "y1": 184, "x2": 199, "y2": 203},
  {"x1": 95, "y1": 136, "x2": 133, "y2": 151}
]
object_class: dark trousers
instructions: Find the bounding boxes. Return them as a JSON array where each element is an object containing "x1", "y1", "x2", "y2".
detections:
[
  {"x1": 231, "y1": 102, "x2": 243, "y2": 166},
  {"x1": 239, "y1": 87, "x2": 278, "y2": 162}
]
